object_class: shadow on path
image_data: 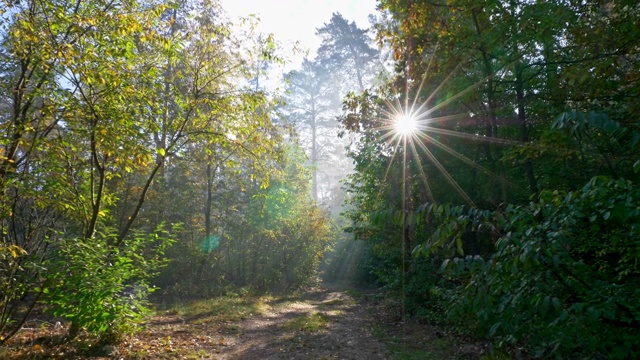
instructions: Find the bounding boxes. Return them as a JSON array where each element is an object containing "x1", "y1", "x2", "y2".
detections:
[{"x1": 217, "y1": 285, "x2": 389, "y2": 360}]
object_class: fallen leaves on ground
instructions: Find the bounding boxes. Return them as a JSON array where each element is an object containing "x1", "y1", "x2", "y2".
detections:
[{"x1": 1, "y1": 285, "x2": 488, "y2": 359}]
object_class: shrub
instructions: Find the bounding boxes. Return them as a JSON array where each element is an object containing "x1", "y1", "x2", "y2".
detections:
[
  {"x1": 427, "y1": 177, "x2": 640, "y2": 358},
  {"x1": 42, "y1": 224, "x2": 175, "y2": 343}
]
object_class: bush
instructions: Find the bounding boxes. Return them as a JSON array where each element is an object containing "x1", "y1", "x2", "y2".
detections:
[
  {"x1": 430, "y1": 177, "x2": 640, "y2": 358},
  {"x1": 42, "y1": 224, "x2": 174, "y2": 343},
  {"x1": 0, "y1": 243, "x2": 29, "y2": 339}
]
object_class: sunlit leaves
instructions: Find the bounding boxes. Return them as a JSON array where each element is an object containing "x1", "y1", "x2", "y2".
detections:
[
  {"x1": 43, "y1": 224, "x2": 176, "y2": 342},
  {"x1": 0, "y1": 0, "x2": 285, "y2": 344}
]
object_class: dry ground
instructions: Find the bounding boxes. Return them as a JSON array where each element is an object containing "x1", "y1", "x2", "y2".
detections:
[{"x1": 1, "y1": 285, "x2": 488, "y2": 359}]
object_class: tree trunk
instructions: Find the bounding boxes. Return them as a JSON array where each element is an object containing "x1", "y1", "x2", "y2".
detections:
[
  {"x1": 515, "y1": 65, "x2": 539, "y2": 198},
  {"x1": 311, "y1": 100, "x2": 319, "y2": 202},
  {"x1": 205, "y1": 160, "x2": 216, "y2": 237},
  {"x1": 472, "y1": 8, "x2": 505, "y2": 205}
]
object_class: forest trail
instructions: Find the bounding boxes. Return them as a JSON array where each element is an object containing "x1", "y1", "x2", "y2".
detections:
[
  {"x1": 4, "y1": 284, "x2": 486, "y2": 359},
  {"x1": 211, "y1": 286, "x2": 389, "y2": 359},
  {"x1": 128, "y1": 285, "x2": 392, "y2": 359}
]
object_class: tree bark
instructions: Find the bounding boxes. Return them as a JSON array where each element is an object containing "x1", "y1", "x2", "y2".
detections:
[{"x1": 515, "y1": 65, "x2": 539, "y2": 198}]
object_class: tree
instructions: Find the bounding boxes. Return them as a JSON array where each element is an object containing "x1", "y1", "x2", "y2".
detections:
[
  {"x1": 0, "y1": 0, "x2": 284, "y2": 343},
  {"x1": 0, "y1": 0, "x2": 172, "y2": 341},
  {"x1": 153, "y1": 141, "x2": 333, "y2": 295},
  {"x1": 317, "y1": 12, "x2": 380, "y2": 92},
  {"x1": 341, "y1": 0, "x2": 640, "y2": 356},
  {"x1": 283, "y1": 59, "x2": 340, "y2": 202}
]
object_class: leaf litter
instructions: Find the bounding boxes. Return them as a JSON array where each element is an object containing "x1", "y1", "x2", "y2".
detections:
[{"x1": 1, "y1": 285, "x2": 487, "y2": 359}]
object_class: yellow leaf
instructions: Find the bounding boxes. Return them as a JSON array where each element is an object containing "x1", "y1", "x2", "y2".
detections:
[{"x1": 8, "y1": 245, "x2": 27, "y2": 258}]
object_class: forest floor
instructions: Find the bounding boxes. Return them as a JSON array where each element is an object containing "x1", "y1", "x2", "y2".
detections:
[{"x1": 2, "y1": 284, "x2": 488, "y2": 359}]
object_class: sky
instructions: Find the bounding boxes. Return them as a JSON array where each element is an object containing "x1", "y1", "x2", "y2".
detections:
[{"x1": 220, "y1": 0, "x2": 378, "y2": 70}]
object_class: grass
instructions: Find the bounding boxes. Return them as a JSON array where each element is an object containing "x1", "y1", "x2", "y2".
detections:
[
  {"x1": 318, "y1": 298, "x2": 354, "y2": 308},
  {"x1": 344, "y1": 288, "x2": 365, "y2": 299},
  {"x1": 323, "y1": 309, "x2": 345, "y2": 317},
  {"x1": 281, "y1": 312, "x2": 330, "y2": 333},
  {"x1": 171, "y1": 295, "x2": 271, "y2": 324},
  {"x1": 269, "y1": 299, "x2": 302, "y2": 312},
  {"x1": 372, "y1": 323, "x2": 450, "y2": 360},
  {"x1": 183, "y1": 348, "x2": 215, "y2": 359}
]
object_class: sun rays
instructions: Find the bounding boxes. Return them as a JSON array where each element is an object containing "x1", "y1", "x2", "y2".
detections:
[
  {"x1": 393, "y1": 112, "x2": 419, "y2": 137},
  {"x1": 369, "y1": 69, "x2": 522, "y2": 209}
]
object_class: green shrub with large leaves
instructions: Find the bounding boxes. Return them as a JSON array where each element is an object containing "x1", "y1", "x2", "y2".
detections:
[
  {"x1": 419, "y1": 176, "x2": 640, "y2": 357},
  {"x1": 43, "y1": 225, "x2": 175, "y2": 343}
]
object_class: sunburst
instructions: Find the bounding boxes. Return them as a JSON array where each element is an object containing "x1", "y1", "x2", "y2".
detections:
[
  {"x1": 393, "y1": 112, "x2": 419, "y2": 137},
  {"x1": 369, "y1": 67, "x2": 521, "y2": 209}
]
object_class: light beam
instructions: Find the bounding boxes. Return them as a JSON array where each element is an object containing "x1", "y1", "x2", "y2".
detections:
[{"x1": 394, "y1": 112, "x2": 419, "y2": 137}]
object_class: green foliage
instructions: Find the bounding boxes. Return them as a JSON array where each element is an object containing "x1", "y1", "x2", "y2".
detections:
[
  {"x1": 233, "y1": 144, "x2": 334, "y2": 290},
  {"x1": 1, "y1": 0, "x2": 288, "y2": 346},
  {"x1": 154, "y1": 144, "x2": 333, "y2": 297},
  {"x1": 342, "y1": 1, "x2": 640, "y2": 358},
  {"x1": 171, "y1": 294, "x2": 270, "y2": 324},
  {"x1": 1, "y1": 0, "x2": 171, "y2": 342},
  {"x1": 422, "y1": 176, "x2": 640, "y2": 357},
  {"x1": 43, "y1": 225, "x2": 175, "y2": 343},
  {"x1": 281, "y1": 312, "x2": 330, "y2": 332},
  {"x1": 316, "y1": 12, "x2": 380, "y2": 91},
  {"x1": 0, "y1": 244, "x2": 29, "y2": 337}
]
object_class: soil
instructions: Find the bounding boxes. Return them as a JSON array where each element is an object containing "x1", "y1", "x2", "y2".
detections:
[
  {"x1": 211, "y1": 286, "x2": 389, "y2": 359},
  {"x1": 132, "y1": 285, "x2": 391, "y2": 359},
  {"x1": 1, "y1": 285, "x2": 488, "y2": 359}
]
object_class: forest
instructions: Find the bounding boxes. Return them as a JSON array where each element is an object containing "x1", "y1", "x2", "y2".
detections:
[{"x1": 1, "y1": 0, "x2": 639, "y2": 359}]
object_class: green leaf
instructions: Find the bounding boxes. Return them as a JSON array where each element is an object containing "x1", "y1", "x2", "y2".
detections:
[{"x1": 489, "y1": 322, "x2": 501, "y2": 336}]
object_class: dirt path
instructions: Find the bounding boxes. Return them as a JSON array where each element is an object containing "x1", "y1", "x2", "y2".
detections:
[
  {"x1": 4, "y1": 286, "x2": 389, "y2": 359},
  {"x1": 213, "y1": 286, "x2": 389, "y2": 359},
  {"x1": 4, "y1": 286, "x2": 486, "y2": 359},
  {"x1": 100, "y1": 285, "x2": 392, "y2": 359}
]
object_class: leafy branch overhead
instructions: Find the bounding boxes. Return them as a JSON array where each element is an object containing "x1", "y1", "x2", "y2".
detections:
[
  {"x1": 0, "y1": 0, "x2": 294, "y2": 344},
  {"x1": 1, "y1": 0, "x2": 639, "y2": 359},
  {"x1": 341, "y1": 0, "x2": 640, "y2": 357}
]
